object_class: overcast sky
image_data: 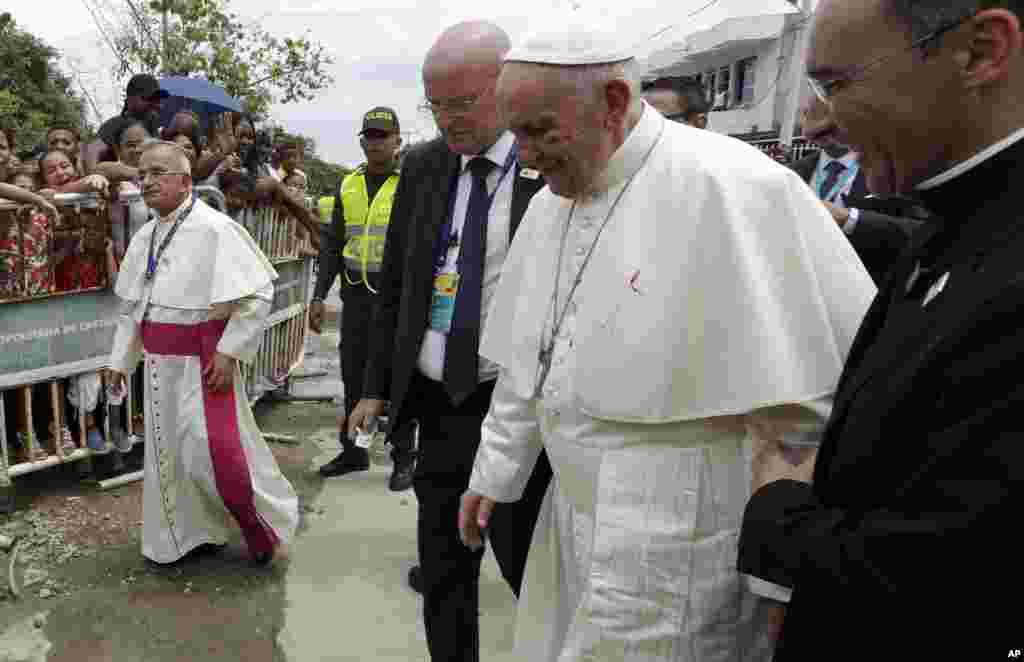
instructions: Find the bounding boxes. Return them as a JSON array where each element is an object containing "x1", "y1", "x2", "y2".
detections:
[{"x1": 7, "y1": 0, "x2": 803, "y2": 167}]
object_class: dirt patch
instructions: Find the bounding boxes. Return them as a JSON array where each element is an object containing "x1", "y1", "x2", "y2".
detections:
[{"x1": 1, "y1": 399, "x2": 335, "y2": 661}]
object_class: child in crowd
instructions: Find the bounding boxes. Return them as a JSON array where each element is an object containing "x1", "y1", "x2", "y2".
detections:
[{"x1": 46, "y1": 126, "x2": 86, "y2": 177}]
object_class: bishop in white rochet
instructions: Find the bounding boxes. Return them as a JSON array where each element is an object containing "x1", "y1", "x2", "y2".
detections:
[
  {"x1": 108, "y1": 141, "x2": 298, "y2": 566},
  {"x1": 457, "y1": 15, "x2": 877, "y2": 661}
]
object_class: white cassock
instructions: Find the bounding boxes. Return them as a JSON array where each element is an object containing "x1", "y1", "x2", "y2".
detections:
[
  {"x1": 470, "y1": 105, "x2": 876, "y2": 660},
  {"x1": 109, "y1": 197, "x2": 299, "y2": 564}
]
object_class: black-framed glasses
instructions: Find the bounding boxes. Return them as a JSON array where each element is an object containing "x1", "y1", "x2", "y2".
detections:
[
  {"x1": 419, "y1": 82, "x2": 494, "y2": 118},
  {"x1": 808, "y1": 12, "x2": 974, "y2": 104}
]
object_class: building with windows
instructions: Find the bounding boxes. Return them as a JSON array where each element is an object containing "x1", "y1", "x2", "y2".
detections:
[{"x1": 644, "y1": 4, "x2": 816, "y2": 160}]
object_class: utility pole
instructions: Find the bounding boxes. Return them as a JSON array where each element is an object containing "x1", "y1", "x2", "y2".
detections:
[
  {"x1": 779, "y1": 0, "x2": 814, "y2": 149},
  {"x1": 161, "y1": 0, "x2": 169, "y2": 75}
]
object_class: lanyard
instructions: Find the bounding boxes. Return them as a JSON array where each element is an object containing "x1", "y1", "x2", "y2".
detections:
[
  {"x1": 813, "y1": 159, "x2": 859, "y2": 203},
  {"x1": 145, "y1": 198, "x2": 195, "y2": 281},
  {"x1": 433, "y1": 147, "x2": 518, "y2": 273}
]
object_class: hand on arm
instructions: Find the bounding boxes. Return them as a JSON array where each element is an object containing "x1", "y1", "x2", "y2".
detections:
[
  {"x1": 0, "y1": 184, "x2": 60, "y2": 224},
  {"x1": 93, "y1": 162, "x2": 138, "y2": 184}
]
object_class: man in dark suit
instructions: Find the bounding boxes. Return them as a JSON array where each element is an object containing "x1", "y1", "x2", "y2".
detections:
[
  {"x1": 739, "y1": 0, "x2": 1023, "y2": 658},
  {"x1": 347, "y1": 19, "x2": 553, "y2": 662},
  {"x1": 791, "y1": 95, "x2": 921, "y2": 284}
]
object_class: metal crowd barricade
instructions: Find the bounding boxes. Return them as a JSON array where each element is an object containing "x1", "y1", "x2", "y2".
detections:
[
  {"x1": 232, "y1": 201, "x2": 314, "y2": 404},
  {"x1": 1, "y1": 187, "x2": 313, "y2": 481}
]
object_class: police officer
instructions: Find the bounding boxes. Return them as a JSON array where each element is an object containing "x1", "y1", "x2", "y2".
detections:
[{"x1": 309, "y1": 107, "x2": 416, "y2": 490}]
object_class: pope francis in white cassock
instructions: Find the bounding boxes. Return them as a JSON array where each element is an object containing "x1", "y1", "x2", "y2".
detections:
[
  {"x1": 109, "y1": 144, "x2": 298, "y2": 565},
  {"x1": 463, "y1": 20, "x2": 877, "y2": 662}
]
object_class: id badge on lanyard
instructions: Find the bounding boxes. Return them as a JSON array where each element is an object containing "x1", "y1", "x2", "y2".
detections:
[
  {"x1": 430, "y1": 230, "x2": 461, "y2": 332},
  {"x1": 427, "y1": 149, "x2": 516, "y2": 333}
]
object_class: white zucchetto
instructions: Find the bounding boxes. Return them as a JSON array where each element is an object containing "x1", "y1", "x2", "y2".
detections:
[{"x1": 505, "y1": 10, "x2": 635, "y2": 66}]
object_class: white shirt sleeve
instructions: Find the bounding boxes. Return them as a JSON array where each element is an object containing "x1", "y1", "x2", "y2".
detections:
[
  {"x1": 741, "y1": 394, "x2": 834, "y2": 602},
  {"x1": 468, "y1": 370, "x2": 544, "y2": 503},
  {"x1": 216, "y1": 282, "x2": 273, "y2": 363},
  {"x1": 109, "y1": 302, "x2": 144, "y2": 375}
]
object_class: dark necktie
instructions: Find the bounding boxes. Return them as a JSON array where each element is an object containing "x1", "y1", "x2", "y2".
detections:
[
  {"x1": 819, "y1": 160, "x2": 846, "y2": 202},
  {"x1": 443, "y1": 157, "x2": 496, "y2": 405}
]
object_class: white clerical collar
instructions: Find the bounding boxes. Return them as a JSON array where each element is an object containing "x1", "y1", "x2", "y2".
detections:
[
  {"x1": 917, "y1": 126, "x2": 1024, "y2": 191},
  {"x1": 159, "y1": 195, "x2": 192, "y2": 224},
  {"x1": 819, "y1": 149, "x2": 858, "y2": 170},
  {"x1": 588, "y1": 101, "x2": 662, "y2": 197},
  {"x1": 461, "y1": 131, "x2": 516, "y2": 173}
]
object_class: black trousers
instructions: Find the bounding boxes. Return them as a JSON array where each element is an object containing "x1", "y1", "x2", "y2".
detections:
[
  {"x1": 338, "y1": 285, "x2": 414, "y2": 457},
  {"x1": 407, "y1": 371, "x2": 553, "y2": 662}
]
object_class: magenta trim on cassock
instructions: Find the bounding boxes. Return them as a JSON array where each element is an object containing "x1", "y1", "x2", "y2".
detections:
[{"x1": 141, "y1": 319, "x2": 279, "y2": 558}]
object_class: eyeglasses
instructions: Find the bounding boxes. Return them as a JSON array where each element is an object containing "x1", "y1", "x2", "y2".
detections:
[
  {"x1": 419, "y1": 83, "x2": 493, "y2": 118},
  {"x1": 807, "y1": 12, "x2": 974, "y2": 104},
  {"x1": 138, "y1": 169, "x2": 189, "y2": 182}
]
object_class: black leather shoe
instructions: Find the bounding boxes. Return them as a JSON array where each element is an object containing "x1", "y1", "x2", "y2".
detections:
[
  {"x1": 319, "y1": 450, "x2": 370, "y2": 477},
  {"x1": 253, "y1": 551, "x2": 274, "y2": 566},
  {"x1": 388, "y1": 456, "x2": 415, "y2": 492},
  {"x1": 408, "y1": 565, "x2": 423, "y2": 594}
]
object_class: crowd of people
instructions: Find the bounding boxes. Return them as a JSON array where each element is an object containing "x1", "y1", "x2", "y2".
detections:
[
  {"x1": 0, "y1": 73, "x2": 323, "y2": 497},
  {"x1": 4, "y1": 0, "x2": 1023, "y2": 658}
]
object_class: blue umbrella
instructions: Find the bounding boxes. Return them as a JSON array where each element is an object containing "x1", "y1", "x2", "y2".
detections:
[{"x1": 157, "y1": 77, "x2": 245, "y2": 140}]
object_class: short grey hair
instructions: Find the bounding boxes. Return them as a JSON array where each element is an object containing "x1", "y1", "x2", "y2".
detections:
[
  {"x1": 560, "y1": 58, "x2": 643, "y2": 112},
  {"x1": 141, "y1": 140, "x2": 192, "y2": 175},
  {"x1": 884, "y1": 0, "x2": 1023, "y2": 41}
]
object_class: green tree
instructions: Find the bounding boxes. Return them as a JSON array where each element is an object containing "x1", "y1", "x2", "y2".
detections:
[
  {"x1": 0, "y1": 12, "x2": 91, "y2": 155},
  {"x1": 113, "y1": 0, "x2": 334, "y2": 117},
  {"x1": 304, "y1": 157, "x2": 351, "y2": 199}
]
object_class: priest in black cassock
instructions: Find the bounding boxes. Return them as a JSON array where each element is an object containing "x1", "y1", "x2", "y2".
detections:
[{"x1": 739, "y1": 0, "x2": 1024, "y2": 659}]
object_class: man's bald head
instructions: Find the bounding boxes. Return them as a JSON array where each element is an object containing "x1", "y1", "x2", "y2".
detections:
[
  {"x1": 422, "y1": 20, "x2": 511, "y2": 155},
  {"x1": 424, "y1": 20, "x2": 510, "y2": 76}
]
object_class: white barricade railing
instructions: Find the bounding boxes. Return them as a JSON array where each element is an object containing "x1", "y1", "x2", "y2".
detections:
[
  {"x1": 745, "y1": 136, "x2": 818, "y2": 162},
  {"x1": 1, "y1": 188, "x2": 312, "y2": 479}
]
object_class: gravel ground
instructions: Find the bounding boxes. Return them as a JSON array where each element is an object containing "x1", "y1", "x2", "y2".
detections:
[{"x1": 0, "y1": 399, "x2": 335, "y2": 662}]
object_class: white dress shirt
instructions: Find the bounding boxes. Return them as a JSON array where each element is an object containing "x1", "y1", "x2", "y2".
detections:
[{"x1": 417, "y1": 131, "x2": 517, "y2": 383}]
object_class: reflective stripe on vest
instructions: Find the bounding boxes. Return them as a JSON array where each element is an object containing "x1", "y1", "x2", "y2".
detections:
[{"x1": 340, "y1": 168, "x2": 398, "y2": 292}]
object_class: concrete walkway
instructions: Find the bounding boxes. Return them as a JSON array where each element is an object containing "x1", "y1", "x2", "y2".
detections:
[{"x1": 276, "y1": 319, "x2": 520, "y2": 662}]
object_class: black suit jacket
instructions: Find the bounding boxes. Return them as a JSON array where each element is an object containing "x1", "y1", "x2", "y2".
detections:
[
  {"x1": 739, "y1": 153, "x2": 1024, "y2": 657},
  {"x1": 363, "y1": 137, "x2": 546, "y2": 426},
  {"x1": 792, "y1": 153, "x2": 919, "y2": 285}
]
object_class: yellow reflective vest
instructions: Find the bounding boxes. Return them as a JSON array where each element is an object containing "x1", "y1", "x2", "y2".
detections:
[
  {"x1": 340, "y1": 166, "x2": 399, "y2": 293},
  {"x1": 317, "y1": 196, "x2": 335, "y2": 224}
]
